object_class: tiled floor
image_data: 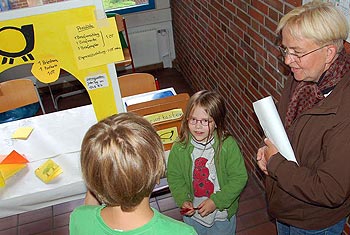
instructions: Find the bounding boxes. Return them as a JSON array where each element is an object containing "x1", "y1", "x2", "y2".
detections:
[{"x1": 0, "y1": 68, "x2": 276, "y2": 234}]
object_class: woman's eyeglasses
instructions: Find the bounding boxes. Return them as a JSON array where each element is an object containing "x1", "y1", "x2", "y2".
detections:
[
  {"x1": 278, "y1": 44, "x2": 329, "y2": 63},
  {"x1": 188, "y1": 117, "x2": 212, "y2": 126}
]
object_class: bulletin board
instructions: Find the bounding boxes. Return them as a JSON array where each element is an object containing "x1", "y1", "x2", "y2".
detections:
[{"x1": 0, "y1": 0, "x2": 124, "y2": 120}]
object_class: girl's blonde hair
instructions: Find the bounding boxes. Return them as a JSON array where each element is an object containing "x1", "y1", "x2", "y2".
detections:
[
  {"x1": 178, "y1": 90, "x2": 229, "y2": 154},
  {"x1": 276, "y1": 0, "x2": 349, "y2": 51},
  {"x1": 80, "y1": 112, "x2": 165, "y2": 211}
]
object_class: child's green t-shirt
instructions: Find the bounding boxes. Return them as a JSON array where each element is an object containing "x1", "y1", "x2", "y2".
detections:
[{"x1": 70, "y1": 205, "x2": 197, "y2": 235}]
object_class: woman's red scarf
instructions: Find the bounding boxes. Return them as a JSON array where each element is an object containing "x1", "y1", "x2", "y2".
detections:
[{"x1": 285, "y1": 49, "x2": 350, "y2": 129}]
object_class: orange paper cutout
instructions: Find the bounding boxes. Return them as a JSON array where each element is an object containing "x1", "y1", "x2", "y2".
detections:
[{"x1": 1, "y1": 150, "x2": 29, "y2": 164}]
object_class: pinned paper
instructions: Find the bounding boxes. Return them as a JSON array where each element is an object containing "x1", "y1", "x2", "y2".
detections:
[
  {"x1": 31, "y1": 55, "x2": 60, "y2": 83},
  {"x1": 35, "y1": 159, "x2": 63, "y2": 183},
  {"x1": 67, "y1": 18, "x2": 124, "y2": 69},
  {"x1": 11, "y1": 127, "x2": 34, "y2": 140},
  {"x1": 144, "y1": 109, "x2": 183, "y2": 124},
  {"x1": 0, "y1": 150, "x2": 29, "y2": 187},
  {"x1": 157, "y1": 127, "x2": 178, "y2": 145}
]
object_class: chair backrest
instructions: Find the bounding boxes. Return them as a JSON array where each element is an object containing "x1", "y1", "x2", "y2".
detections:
[
  {"x1": 118, "y1": 73, "x2": 157, "y2": 97},
  {"x1": 115, "y1": 14, "x2": 125, "y2": 33},
  {"x1": 0, "y1": 79, "x2": 43, "y2": 113},
  {"x1": 115, "y1": 14, "x2": 135, "y2": 72}
]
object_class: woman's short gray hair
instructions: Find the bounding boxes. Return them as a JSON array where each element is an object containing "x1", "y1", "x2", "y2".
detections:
[{"x1": 276, "y1": 0, "x2": 349, "y2": 52}]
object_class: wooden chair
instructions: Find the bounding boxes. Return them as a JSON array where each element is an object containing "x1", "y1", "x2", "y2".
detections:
[
  {"x1": 115, "y1": 14, "x2": 135, "y2": 73},
  {"x1": 118, "y1": 73, "x2": 157, "y2": 97},
  {"x1": 0, "y1": 78, "x2": 45, "y2": 114}
]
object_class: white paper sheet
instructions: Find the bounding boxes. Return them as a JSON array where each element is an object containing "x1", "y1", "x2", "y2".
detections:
[
  {"x1": 253, "y1": 96, "x2": 298, "y2": 164},
  {"x1": 0, "y1": 105, "x2": 97, "y2": 218}
]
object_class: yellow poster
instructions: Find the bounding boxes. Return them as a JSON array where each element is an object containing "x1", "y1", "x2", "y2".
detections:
[{"x1": 0, "y1": 6, "x2": 123, "y2": 120}]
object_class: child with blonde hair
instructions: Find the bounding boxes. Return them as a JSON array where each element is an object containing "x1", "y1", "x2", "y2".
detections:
[
  {"x1": 167, "y1": 90, "x2": 248, "y2": 235},
  {"x1": 70, "y1": 112, "x2": 197, "y2": 235}
]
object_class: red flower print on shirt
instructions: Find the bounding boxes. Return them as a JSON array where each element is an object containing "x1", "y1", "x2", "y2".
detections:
[{"x1": 193, "y1": 157, "x2": 214, "y2": 197}]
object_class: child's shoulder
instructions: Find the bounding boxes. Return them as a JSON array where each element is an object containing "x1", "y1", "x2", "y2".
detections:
[
  {"x1": 222, "y1": 135, "x2": 239, "y2": 145},
  {"x1": 170, "y1": 140, "x2": 190, "y2": 152},
  {"x1": 221, "y1": 135, "x2": 241, "y2": 151},
  {"x1": 71, "y1": 205, "x2": 103, "y2": 218},
  {"x1": 154, "y1": 210, "x2": 197, "y2": 234}
]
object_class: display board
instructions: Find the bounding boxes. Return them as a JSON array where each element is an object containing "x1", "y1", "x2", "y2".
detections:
[{"x1": 0, "y1": 0, "x2": 124, "y2": 120}]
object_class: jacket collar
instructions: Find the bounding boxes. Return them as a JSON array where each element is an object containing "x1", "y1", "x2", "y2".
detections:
[{"x1": 302, "y1": 70, "x2": 350, "y2": 116}]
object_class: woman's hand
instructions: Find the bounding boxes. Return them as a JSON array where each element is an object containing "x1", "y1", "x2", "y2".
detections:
[
  {"x1": 264, "y1": 138, "x2": 279, "y2": 161},
  {"x1": 197, "y1": 198, "x2": 216, "y2": 217},
  {"x1": 257, "y1": 145, "x2": 269, "y2": 175},
  {"x1": 256, "y1": 139, "x2": 279, "y2": 175}
]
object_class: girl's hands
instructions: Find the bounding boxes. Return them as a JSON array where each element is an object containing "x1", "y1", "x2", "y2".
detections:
[
  {"x1": 181, "y1": 199, "x2": 217, "y2": 217},
  {"x1": 197, "y1": 198, "x2": 216, "y2": 217},
  {"x1": 180, "y1": 201, "x2": 196, "y2": 216}
]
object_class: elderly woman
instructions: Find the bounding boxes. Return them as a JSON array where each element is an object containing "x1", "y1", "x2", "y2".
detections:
[{"x1": 256, "y1": 1, "x2": 350, "y2": 234}]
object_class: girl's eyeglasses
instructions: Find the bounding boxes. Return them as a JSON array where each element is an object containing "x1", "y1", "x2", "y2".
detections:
[{"x1": 188, "y1": 117, "x2": 212, "y2": 126}]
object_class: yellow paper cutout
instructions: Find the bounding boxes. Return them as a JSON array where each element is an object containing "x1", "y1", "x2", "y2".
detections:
[
  {"x1": 0, "y1": 150, "x2": 29, "y2": 187},
  {"x1": 11, "y1": 126, "x2": 34, "y2": 140},
  {"x1": 67, "y1": 17, "x2": 124, "y2": 70},
  {"x1": 35, "y1": 159, "x2": 63, "y2": 183},
  {"x1": 0, "y1": 158, "x2": 27, "y2": 187},
  {"x1": 0, "y1": 164, "x2": 26, "y2": 180},
  {"x1": 31, "y1": 55, "x2": 60, "y2": 83},
  {"x1": 0, "y1": 173, "x2": 5, "y2": 187},
  {"x1": 144, "y1": 109, "x2": 184, "y2": 125},
  {"x1": 157, "y1": 127, "x2": 178, "y2": 145}
]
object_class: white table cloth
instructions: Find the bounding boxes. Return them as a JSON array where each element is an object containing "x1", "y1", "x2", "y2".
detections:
[{"x1": 0, "y1": 105, "x2": 97, "y2": 218}]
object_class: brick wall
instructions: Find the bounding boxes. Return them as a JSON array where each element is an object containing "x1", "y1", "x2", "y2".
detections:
[
  {"x1": 171, "y1": 0, "x2": 350, "y2": 233},
  {"x1": 8, "y1": 0, "x2": 28, "y2": 9},
  {"x1": 9, "y1": 0, "x2": 64, "y2": 9},
  {"x1": 171, "y1": 0, "x2": 296, "y2": 186}
]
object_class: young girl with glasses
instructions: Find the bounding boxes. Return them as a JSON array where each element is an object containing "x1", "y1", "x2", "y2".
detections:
[{"x1": 167, "y1": 90, "x2": 248, "y2": 235}]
